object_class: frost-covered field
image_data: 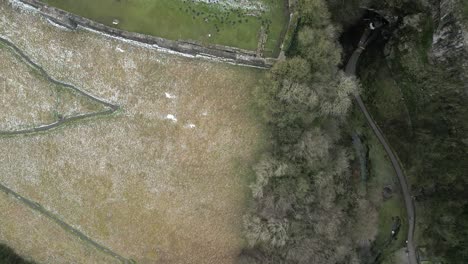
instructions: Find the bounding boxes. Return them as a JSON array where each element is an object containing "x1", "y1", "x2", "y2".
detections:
[{"x1": 0, "y1": 2, "x2": 267, "y2": 263}]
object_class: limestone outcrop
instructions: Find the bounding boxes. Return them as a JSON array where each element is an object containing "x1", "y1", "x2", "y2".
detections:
[{"x1": 430, "y1": 0, "x2": 468, "y2": 93}]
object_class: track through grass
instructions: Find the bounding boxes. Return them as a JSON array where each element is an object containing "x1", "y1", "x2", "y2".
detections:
[{"x1": 0, "y1": 36, "x2": 118, "y2": 135}]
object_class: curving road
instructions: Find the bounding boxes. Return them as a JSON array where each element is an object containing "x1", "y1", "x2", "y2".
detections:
[
  {"x1": 345, "y1": 28, "x2": 418, "y2": 264},
  {"x1": 0, "y1": 37, "x2": 130, "y2": 262}
]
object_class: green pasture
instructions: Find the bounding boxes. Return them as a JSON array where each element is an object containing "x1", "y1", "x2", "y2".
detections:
[{"x1": 42, "y1": 0, "x2": 288, "y2": 56}]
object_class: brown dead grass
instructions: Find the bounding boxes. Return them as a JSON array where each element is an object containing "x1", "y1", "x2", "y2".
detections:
[
  {"x1": 0, "y1": 191, "x2": 120, "y2": 263},
  {"x1": 0, "y1": 37, "x2": 108, "y2": 132},
  {"x1": 55, "y1": 87, "x2": 106, "y2": 119},
  {"x1": 0, "y1": 3, "x2": 268, "y2": 264},
  {"x1": 0, "y1": 42, "x2": 56, "y2": 131}
]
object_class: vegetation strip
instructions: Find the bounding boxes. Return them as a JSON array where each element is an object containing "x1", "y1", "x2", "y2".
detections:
[
  {"x1": 345, "y1": 28, "x2": 418, "y2": 264},
  {"x1": 0, "y1": 183, "x2": 133, "y2": 263},
  {"x1": 40, "y1": 0, "x2": 285, "y2": 55},
  {"x1": 0, "y1": 243, "x2": 34, "y2": 264},
  {"x1": 239, "y1": 1, "x2": 366, "y2": 262},
  {"x1": 0, "y1": 36, "x2": 119, "y2": 136}
]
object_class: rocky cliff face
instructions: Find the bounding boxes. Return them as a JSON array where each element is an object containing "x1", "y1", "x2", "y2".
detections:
[
  {"x1": 355, "y1": 0, "x2": 468, "y2": 262},
  {"x1": 328, "y1": 0, "x2": 468, "y2": 261},
  {"x1": 430, "y1": 0, "x2": 468, "y2": 94}
]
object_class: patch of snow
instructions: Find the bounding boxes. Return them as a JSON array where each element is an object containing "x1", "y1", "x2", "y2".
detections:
[
  {"x1": 185, "y1": 123, "x2": 196, "y2": 128},
  {"x1": 6, "y1": 0, "x2": 268, "y2": 75},
  {"x1": 46, "y1": 18, "x2": 72, "y2": 31},
  {"x1": 193, "y1": 0, "x2": 267, "y2": 12},
  {"x1": 165, "y1": 114, "x2": 177, "y2": 122},
  {"x1": 202, "y1": 111, "x2": 208, "y2": 116},
  {"x1": 123, "y1": 56, "x2": 137, "y2": 69},
  {"x1": 165, "y1": 92, "x2": 176, "y2": 99},
  {"x1": 80, "y1": 26, "x2": 268, "y2": 69},
  {"x1": 116, "y1": 47, "x2": 125, "y2": 53}
]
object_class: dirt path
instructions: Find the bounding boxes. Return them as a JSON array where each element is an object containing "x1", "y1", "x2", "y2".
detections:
[
  {"x1": 0, "y1": 36, "x2": 119, "y2": 136},
  {"x1": 0, "y1": 36, "x2": 130, "y2": 262},
  {"x1": 0, "y1": 182, "x2": 132, "y2": 263},
  {"x1": 345, "y1": 28, "x2": 418, "y2": 264}
]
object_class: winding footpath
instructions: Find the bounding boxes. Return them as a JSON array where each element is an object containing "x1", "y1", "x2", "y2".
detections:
[
  {"x1": 13, "y1": 0, "x2": 277, "y2": 69},
  {"x1": 0, "y1": 184, "x2": 133, "y2": 263},
  {"x1": 0, "y1": 36, "x2": 119, "y2": 136},
  {"x1": 0, "y1": 37, "x2": 130, "y2": 262},
  {"x1": 345, "y1": 28, "x2": 418, "y2": 264}
]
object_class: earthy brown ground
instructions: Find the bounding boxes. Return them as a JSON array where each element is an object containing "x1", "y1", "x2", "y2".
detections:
[
  {"x1": 0, "y1": 2, "x2": 268, "y2": 263},
  {"x1": 0, "y1": 39, "x2": 108, "y2": 132}
]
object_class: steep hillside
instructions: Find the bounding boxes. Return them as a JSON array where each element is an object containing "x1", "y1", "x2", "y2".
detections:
[
  {"x1": 330, "y1": 0, "x2": 468, "y2": 262},
  {"x1": 0, "y1": 244, "x2": 34, "y2": 264}
]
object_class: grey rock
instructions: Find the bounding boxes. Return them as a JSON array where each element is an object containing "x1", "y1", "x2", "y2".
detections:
[{"x1": 430, "y1": 0, "x2": 468, "y2": 93}]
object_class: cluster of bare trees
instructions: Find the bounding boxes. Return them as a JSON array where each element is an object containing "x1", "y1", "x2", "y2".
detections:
[{"x1": 239, "y1": 1, "x2": 363, "y2": 263}]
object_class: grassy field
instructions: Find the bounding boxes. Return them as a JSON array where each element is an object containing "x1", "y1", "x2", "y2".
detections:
[
  {"x1": 42, "y1": 0, "x2": 288, "y2": 56},
  {"x1": 0, "y1": 191, "x2": 119, "y2": 263},
  {"x1": 0, "y1": 39, "x2": 108, "y2": 133},
  {"x1": 0, "y1": 2, "x2": 269, "y2": 263},
  {"x1": 0, "y1": 41, "x2": 56, "y2": 132}
]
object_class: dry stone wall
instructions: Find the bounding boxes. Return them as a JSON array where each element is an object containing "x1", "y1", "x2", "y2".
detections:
[{"x1": 14, "y1": 0, "x2": 280, "y2": 68}]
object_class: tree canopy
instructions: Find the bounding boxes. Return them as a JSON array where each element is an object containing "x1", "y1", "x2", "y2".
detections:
[{"x1": 240, "y1": 0, "x2": 363, "y2": 263}]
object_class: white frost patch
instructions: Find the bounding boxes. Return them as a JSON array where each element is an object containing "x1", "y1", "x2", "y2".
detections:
[
  {"x1": 185, "y1": 123, "x2": 196, "y2": 129},
  {"x1": 5, "y1": 1, "x2": 270, "y2": 71},
  {"x1": 202, "y1": 111, "x2": 208, "y2": 116},
  {"x1": 80, "y1": 26, "x2": 268, "y2": 69},
  {"x1": 165, "y1": 114, "x2": 177, "y2": 122},
  {"x1": 193, "y1": 0, "x2": 267, "y2": 12},
  {"x1": 123, "y1": 56, "x2": 137, "y2": 70},
  {"x1": 116, "y1": 47, "x2": 125, "y2": 53},
  {"x1": 165, "y1": 92, "x2": 176, "y2": 99},
  {"x1": 46, "y1": 18, "x2": 72, "y2": 31}
]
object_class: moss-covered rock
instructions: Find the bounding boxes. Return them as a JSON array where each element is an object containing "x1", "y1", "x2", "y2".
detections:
[{"x1": 345, "y1": 0, "x2": 467, "y2": 262}]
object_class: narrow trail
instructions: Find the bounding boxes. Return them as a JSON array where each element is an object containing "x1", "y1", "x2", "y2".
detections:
[
  {"x1": 345, "y1": 28, "x2": 418, "y2": 264},
  {"x1": 0, "y1": 36, "x2": 119, "y2": 136},
  {"x1": 0, "y1": 37, "x2": 130, "y2": 262}
]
